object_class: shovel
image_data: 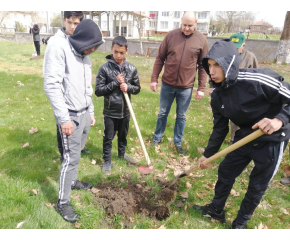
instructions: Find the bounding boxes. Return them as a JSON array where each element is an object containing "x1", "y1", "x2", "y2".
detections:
[
  {"x1": 167, "y1": 129, "x2": 264, "y2": 187},
  {"x1": 123, "y1": 92, "x2": 153, "y2": 174}
]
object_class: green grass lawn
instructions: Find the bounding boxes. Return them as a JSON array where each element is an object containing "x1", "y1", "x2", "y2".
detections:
[{"x1": 0, "y1": 40, "x2": 289, "y2": 229}]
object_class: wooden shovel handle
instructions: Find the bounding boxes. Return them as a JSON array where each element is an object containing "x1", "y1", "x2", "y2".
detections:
[
  {"x1": 184, "y1": 129, "x2": 264, "y2": 175},
  {"x1": 123, "y1": 92, "x2": 151, "y2": 166}
]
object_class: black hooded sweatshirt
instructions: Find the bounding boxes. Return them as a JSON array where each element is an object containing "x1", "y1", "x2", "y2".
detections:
[
  {"x1": 202, "y1": 39, "x2": 290, "y2": 158},
  {"x1": 69, "y1": 19, "x2": 104, "y2": 56}
]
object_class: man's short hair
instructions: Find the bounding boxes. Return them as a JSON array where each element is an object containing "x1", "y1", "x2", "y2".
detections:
[
  {"x1": 63, "y1": 11, "x2": 84, "y2": 21},
  {"x1": 112, "y1": 36, "x2": 128, "y2": 49}
]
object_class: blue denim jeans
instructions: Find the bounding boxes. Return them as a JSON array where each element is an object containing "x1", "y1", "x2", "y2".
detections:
[{"x1": 153, "y1": 82, "x2": 193, "y2": 146}]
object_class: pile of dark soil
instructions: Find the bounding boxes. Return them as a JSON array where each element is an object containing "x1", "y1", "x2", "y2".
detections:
[{"x1": 92, "y1": 180, "x2": 175, "y2": 221}]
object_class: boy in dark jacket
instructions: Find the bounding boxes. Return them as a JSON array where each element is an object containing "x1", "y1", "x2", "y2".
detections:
[
  {"x1": 95, "y1": 36, "x2": 141, "y2": 175},
  {"x1": 193, "y1": 39, "x2": 290, "y2": 229}
]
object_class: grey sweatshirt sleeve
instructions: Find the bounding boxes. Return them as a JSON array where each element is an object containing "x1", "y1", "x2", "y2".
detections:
[{"x1": 43, "y1": 43, "x2": 70, "y2": 125}]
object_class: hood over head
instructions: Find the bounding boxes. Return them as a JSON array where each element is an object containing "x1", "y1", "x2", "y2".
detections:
[
  {"x1": 69, "y1": 19, "x2": 105, "y2": 56},
  {"x1": 202, "y1": 39, "x2": 241, "y2": 88}
]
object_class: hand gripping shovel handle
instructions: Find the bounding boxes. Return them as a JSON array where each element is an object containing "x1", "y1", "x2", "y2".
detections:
[
  {"x1": 123, "y1": 92, "x2": 151, "y2": 166},
  {"x1": 184, "y1": 129, "x2": 264, "y2": 176},
  {"x1": 168, "y1": 129, "x2": 264, "y2": 186}
]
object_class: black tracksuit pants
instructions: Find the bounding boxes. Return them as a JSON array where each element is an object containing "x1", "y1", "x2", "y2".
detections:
[
  {"x1": 103, "y1": 115, "x2": 130, "y2": 163},
  {"x1": 211, "y1": 137, "x2": 287, "y2": 225},
  {"x1": 34, "y1": 41, "x2": 40, "y2": 55}
]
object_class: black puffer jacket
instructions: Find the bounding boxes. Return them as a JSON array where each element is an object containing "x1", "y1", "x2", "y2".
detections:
[
  {"x1": 202, "y1": 39, "x2": 290, "y2": 158},
  {"x1": 95, "y1": 54, "x2": 141, "y2": 118}
]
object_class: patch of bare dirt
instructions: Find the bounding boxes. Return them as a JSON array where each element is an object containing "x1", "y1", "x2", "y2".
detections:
[
  {"x1": 30, "y1": 56, "x2": 44, "y2": 60},
  {"x1": 92, "y1": 180, "x2": 175, "y2": 221}
]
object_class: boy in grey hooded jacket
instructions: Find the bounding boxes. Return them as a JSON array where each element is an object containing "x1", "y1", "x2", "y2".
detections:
[{"x1": 43, "y1": 19, "x2": 104, "y2": 223}]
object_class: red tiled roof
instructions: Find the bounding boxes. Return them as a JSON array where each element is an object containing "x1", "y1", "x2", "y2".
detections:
[{"x1": 252, "y1": 20, "x2": 273, "y2": 27}]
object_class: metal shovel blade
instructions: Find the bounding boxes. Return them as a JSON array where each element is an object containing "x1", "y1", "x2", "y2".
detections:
[{"x1": 138, "y1": 165, "x2": 153, "y2": 175}]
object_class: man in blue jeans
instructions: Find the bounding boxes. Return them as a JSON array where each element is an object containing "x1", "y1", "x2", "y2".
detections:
[{"x1": 150, "y1": 11, "x2": 208, "y2": 154}]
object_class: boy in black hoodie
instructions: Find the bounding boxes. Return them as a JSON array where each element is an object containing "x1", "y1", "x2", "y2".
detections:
[
  {"x1": 44, "y1": 19, "x2": 104, "y2": 223},
  {"x1": 95, "y1": 36, "x2": 141, "y2": 175},
  {"x1": 193, "y1": 39, "x2": 290, "y2": 229}
]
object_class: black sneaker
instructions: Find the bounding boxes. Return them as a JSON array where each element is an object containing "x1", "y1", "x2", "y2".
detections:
[
  {"x1": 150, "y1": 140, "x2": 159, "y2": 147},
  {"x1": 102, "y1": 162, "x2": 113, "y2": 175},
  {"x1": 230, "y1": 219, "x2": 246, "y2": 229},
  {"x1": 118, "y1": 154, "x2": 139, "y2": 164},
  {"x1": 81, "y1": 149, "x2": 90, "y2": 154},
  {"x1": 280, "y1": 176, "x2": 290, "y2": 185},
  {"x1": 56, "y1": 200, "x2": 79, "y2": 223},
  {"x1": 193, "y1": 203, "x2": 226, "y2": 223},
  {"x1": 71, "y1": 180, "x2": 92, "y2": 190},
  {"x1": 175, "y1": 145, "x2": 188, "y2": 155}
]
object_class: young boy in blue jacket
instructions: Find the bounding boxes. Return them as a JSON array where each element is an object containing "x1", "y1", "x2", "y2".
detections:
[
  {"x1": 95, "y1": 36, "x2": 141, "y2": 175},
  {"x1": 193, "y1": 39, "x2": 290, "y2": 229}
]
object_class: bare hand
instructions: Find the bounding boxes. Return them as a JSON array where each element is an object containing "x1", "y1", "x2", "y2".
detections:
[
  {"x1": 61, "y1": 120, "x2": 73, "y2": 136},
  {"x1": 116, "y1": 74, "x2": 125, "y2": 84},
  {"x1": 198, "y1": 155, "x2": 210, "y2": 169},
  {"x1": 252, "y1": 117, "x2": 283, "y2": 135},
  {"x1": 195, "y1": 91, "x2": 204, "y2": 100},
  {"x1": 120, "y1": 83, "x2": 128, "y2": 92},
  {"x1": 91, "y1": 116, "x2": 96, "y2": 127},
  {"x1": 150, "y1": 82, "x2": 158, "y2": 92}
]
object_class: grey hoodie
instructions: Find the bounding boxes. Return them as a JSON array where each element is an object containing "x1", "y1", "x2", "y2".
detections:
[{"x1": 43, "y1": 25, "x2": 103, "y2": 125}]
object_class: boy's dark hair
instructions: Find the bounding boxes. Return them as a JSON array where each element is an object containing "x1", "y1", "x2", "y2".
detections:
[
  {"x1": 63, "y1": 11, "x2": 84, "y2": 21},
  {"x1": 112, "y1": 36, "x2": 128, "y2": 49}
]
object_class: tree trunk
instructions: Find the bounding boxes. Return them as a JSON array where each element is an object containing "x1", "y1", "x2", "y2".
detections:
[{"x1": 276, "y1": 11, "x2": 290, "y2": 64}]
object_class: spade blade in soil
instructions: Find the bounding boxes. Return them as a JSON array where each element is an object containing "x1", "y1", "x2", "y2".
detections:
[{"x1": 138, "y1": 165, "x2": 153, "y2": 175}]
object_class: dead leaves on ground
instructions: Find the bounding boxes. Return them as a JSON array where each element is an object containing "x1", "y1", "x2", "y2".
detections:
[
  {"x1": 28, "y1": 127, "x2": 38, "y2": 134},
  {"x1": 22, "y1": 142, "x2": 29, "y2": 148}
]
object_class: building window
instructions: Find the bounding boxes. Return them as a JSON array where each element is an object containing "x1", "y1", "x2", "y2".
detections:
[
  {"x1": 173, "y1": 22, "x2": 180, "y2": 29},
  {"x1": 174, "y1": 12, "x2": 180, "y2": 18},
  {"x1": 160, "y1": 21, "x2": 168, "y2": 29},
  {"x1": 150, "y1": 11, "x2": 158, "y2": 20},
  {"x1": 162, "y1": 12, "x2": 169, "y2": 17},
  {"x1": 198, "y1": 12, "x2": 207, "y2": 19},
  {"x1": 150, "y1": 21, "x2": 157, "y2": 28},
  {"x1": 197, "y1": 23, "x2": 206, "y2": 31}
]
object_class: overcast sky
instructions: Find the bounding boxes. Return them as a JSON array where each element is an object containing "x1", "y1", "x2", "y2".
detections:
[{"x1": 254, "y1": 11, "x2": 287, "y2": 28}]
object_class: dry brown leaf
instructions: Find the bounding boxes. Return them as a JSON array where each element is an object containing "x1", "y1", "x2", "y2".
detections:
[
  {"x1": 98, "y1": 130, "x2": 102, "y2": 134},
  {"x1": 136, "y1": 184, "x2": 143, "y2": 189},
  {"x1": 197, "y1": 147, "x2": 205, "y2": 154},
  {"x1": 158, "y1": 224, "x2": 166, "y2": 229},
  {"x1": 22, "y1": 142, "x2": 29, "y2": 148},
  {"x1": 205, "y1": 182, "x2": 215, "y2": 190},
  {"x1": 255, "y1": 222, "x2": 268, "y2": 229},
  {"x1": 16, "y1": 221, "x2": 25, "y2": 229},
  {"x1": 45, "y1": 203, "x2": 53, "y2": 207},
  {"x1": 91, "y1": 159, "x2": 96, "y2": 165},
  {"x1": 159, "y1": 152, "x2": 166, "y2": 157},
  {"x1": 176, "y1": 201, "x2": 184, "y2": 208},
  {"x1": 180, "y1": 192, "x2": 189, "y2": 198},
  {"x1": 230, "y1": 189, "x2": 240, "y2": 197},
  {"x1": 184, "y1": 204, "x2": 188, "y2": 211},
  {"x1": 74, "y1": 222, "x2": 82, "y2": 229},
  {"x1": 32, "y1": 189, "x2": 39, "y2": 195},
  {"x1": 185, "y1": 182, "x2": 192, "y2": 189},
  {"x1": 129, "y1": 137, "x2": 133, "y2": 141},
  {"x1": 281, "y1": 208, "x2": 289, "y2": 215},
  {"x1": 29, "y1": 127, "x2": 38, "y2": 135},
  {"x1": 174, "y1": 169, "x2": 183, "y2": 177},
  {"x1": 91, "y1": 188, "x2": 100, "y2": 194}
]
